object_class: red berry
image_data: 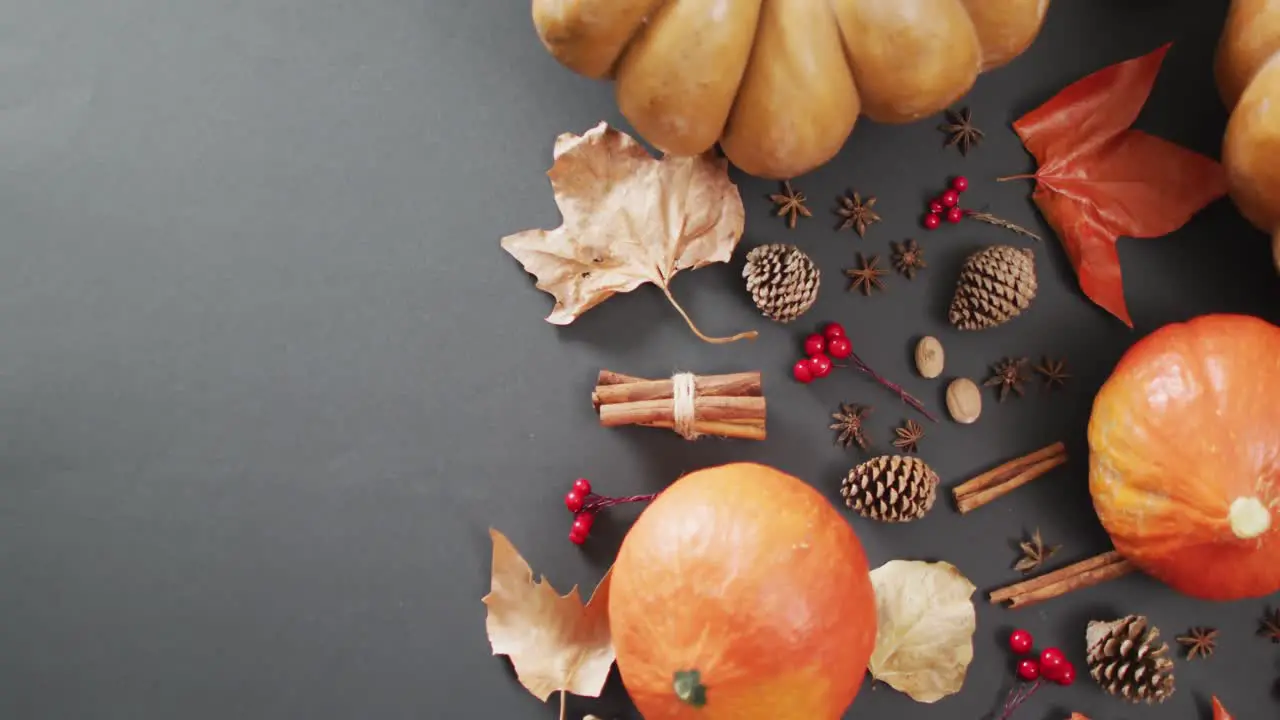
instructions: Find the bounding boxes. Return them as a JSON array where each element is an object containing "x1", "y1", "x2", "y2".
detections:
[
  {"x1": 808, "y1": 353, "x2": 833, "y2": 378},
  {"x1": 1051, "y1": 662, "x2": 1076, "y2": 686},
  {"x1": 572, "y1": 513, "x2": 595, "y2": 534},
  {"x1": 793, "y1": 359, "x2": 815, "y2": 384},
  {"x1": 941, "y1": 189, "x2": 960, "y2": 207},
  {"x1": 565, "y1": 490, "x2": 585, "y2": 513},
  {"x1": 923, "y1": 213, "x2": 942, "y2": 230},
  {"x1": 946, "y1": 206, "x2": 964, "y2": 223},
  {"x1": 569, "y1": 528, "x2": 587, "y2": 545},
  {"x1": 573, "y1": 478, "x2": 592, "y2": 495},
  {"x1": 804, "y1": 333, "x2": 827, "y2": 357},
  {"x1": 1009, "y1": 629, "x2": 1034, "y2": 655},
  {"x1": 826, "y1": 336, "x2": 853, "y2": 360},
  {"x1": 951, "y1": 175, "x2": 969, "y2": 193},
  {"x1": 823, "y1": 322, "x2": 846, "y2": 340},
  {"x1": 1039, "y1": 648, "x2": 1065, "y2": 676},
  {"x1": 1016, "y1": 658, "x2": 1041, "y2": 681},
  {"x1": 928, "y1": 200, "x2": 944, "y2": 215}
]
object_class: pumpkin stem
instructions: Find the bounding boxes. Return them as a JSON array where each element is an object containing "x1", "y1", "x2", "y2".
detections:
[
  {"x1": 1229, "y1": 497, "x2": 1272, "y2": 539},
  {"x1": 673, "y1": 669, "x2": 707, "y2": 708}
]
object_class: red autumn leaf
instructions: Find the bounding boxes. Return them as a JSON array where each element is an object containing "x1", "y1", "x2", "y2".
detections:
[
  {"x1": 1212, "y1": 696, "x2": 1234, "y2": 720},
  {"x1": 1006, "y1": 42, "x2": 1227, "y2": 327}
]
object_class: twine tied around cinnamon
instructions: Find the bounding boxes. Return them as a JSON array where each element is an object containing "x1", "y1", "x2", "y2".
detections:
[{"x1": 591, "y1": 369, "x2": 766, "y2": 441}]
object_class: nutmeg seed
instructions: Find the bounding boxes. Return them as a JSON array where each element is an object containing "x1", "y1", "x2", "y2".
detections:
[
  {"x1": 946, "y1": 378, "x2": 982, "y2": 424},
  {"x1": 914, "y1": 336, "x2": 945, "y2": 378}
]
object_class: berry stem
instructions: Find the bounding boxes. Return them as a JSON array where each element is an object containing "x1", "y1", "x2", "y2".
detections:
[
  {"x1": 996, "y1": 680, "x2": 1042, "y2": 720},
  {"x1": 845, "y1": 351, "x2": 938, "y2": 422},
  {"x1": 580, "y1": 492, "x2": 659, "y2": 513},
  {"x1": 660, "y1": 284, "x2": 758, "y2": 345}
]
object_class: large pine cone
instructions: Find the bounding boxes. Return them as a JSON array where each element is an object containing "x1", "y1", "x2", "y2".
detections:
[
  {"x1": 948, "y1": 245, "x2": 1037, "y2": 330},
  {"x1": 841, "y1": 455, "x2": 939, "y2": 523},
  {"x1": 743, "y1": 243, "x2": 820, "y2": 323},
  {"x1": 1086, "y1": 615, "x2": 1176, "y2": 704}
]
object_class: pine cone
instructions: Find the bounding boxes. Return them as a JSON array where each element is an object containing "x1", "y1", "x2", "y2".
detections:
[
  {"x1": 841, "y1": 455, "x2": 939, "y2": 523},
  {"x1": 948, "y1": 245, "x2": 1037, "y2": 330},
  {"x1": 743, "y1": 243, "x2": 820, "y2": 323},
  {"x1": 1086, "y1": 615, "x2": 1176, "y2": 705}
]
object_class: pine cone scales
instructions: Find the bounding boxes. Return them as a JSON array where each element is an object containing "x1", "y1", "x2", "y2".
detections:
[
  {"x1": 841, "y1": 455, "x2": 939, "y2": 523},
  {"x1": 949, "y1": 245, "x2": 1037, "y2": 330},
  {"x1": 743, "y1": 244, "x2": 820, "y2": 323},
  {"x1": 1086, "y1": 615, "x2": 1176, "y2": 704}
]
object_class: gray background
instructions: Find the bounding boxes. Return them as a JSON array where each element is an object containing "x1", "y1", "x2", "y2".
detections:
[{"x1": 0, "y1": 0, "x2": 1277, "y2": 718}]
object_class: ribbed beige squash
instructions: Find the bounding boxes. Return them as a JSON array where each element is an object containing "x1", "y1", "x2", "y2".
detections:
[{"x1": 532, "y1": 0, "x2": 1051, "y2": 179}]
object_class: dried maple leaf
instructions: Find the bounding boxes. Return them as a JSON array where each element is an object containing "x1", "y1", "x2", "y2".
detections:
[
  {"x1": 501, "y1": 121, "x2": 756, "y2": 344},
  {"x1": 1213, "y1": 696, "x2": 1234, "y2": 720},
  {"x1": 482, "y1": 528, "x2": 615, "y2": 704},
  {"x1": 1003, "y1": 43, "x2": 1227, "y2": 327},
  {"x1": 869, "y1": 559, "x2": 977, "y2": 704},
  {"x1": 1069, "y1": 715, "x2": 1091, "y2": 720}
]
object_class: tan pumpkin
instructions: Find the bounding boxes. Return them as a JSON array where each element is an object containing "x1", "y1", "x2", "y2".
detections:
[
  {"x1": 532, "y1": 0, "x2": 1052, "y2": 179},
  {"x1": 1216, "y1": 0, "x2": 1280, "y2": 271}
]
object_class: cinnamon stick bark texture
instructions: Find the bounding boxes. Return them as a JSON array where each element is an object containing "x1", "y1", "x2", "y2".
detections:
[
  {"x1": 592, "y1": 369, "x2": 766, "y2": 441},
  {"x1": 989, "y1": 551, "x2": 1136, "y2": 609},
  {"x1": 952, "y1": 441, "x2": 1067, "y2": 513}
]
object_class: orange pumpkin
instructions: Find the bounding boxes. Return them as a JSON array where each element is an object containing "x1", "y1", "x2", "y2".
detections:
[
  {"x1": 531, "y1": 0, "x2": 1051, "y2": 179},
  {"x1": 609, "y1": 462, "x2": 876, "y2": 719},
  {"x1": 1088, "y1": 314, "x2": 1280, "y2": 601},
  {"x1": 1215, "y1": 0, "x2": 1280, "y2": 271}
]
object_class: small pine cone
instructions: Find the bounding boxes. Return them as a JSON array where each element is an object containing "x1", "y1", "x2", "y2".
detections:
[
  {"x1": 743, "y1": 243, "x2": 820, "y2": 323},
  {"x1": 841, "y1": 455, "x2": 939, "y2": 523},
  {"x1": 948, "y1": 245, "x2": 1037, "y2": 330},
  {"x1": 1086, "y1": 615, "x2": 1176, "y2": 705}
]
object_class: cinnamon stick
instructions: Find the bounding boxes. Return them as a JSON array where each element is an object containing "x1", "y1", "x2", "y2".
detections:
[
  {"x1": 599, "y1": 396, "x2": 766, "y2": 426},
  {"x1": 592, "y1": 368, "x2": 767, "y2": 441},
  {"x1": 592, "y1": 371, "x2": 761, "y2": 408},
  {"x1": 953, "y1": 442, "x2": 1067, "y2": 514},
  {"x1": 989, "y1": 551, "x2": 1135, "y2": 609},
  {"x1": 641, "y1": 420, "x2": 766, "y2": 441}
]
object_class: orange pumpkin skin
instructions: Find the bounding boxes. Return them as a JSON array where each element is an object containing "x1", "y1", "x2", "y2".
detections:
[
  {"x1": 1088, "y1": 314, "x2": 1280, "y2": 601},
  {"x1": 608, "y1": 463, "x2": 875, "y2": 720}
]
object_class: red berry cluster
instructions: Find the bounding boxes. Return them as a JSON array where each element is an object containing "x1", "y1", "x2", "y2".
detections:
[
  {"x1": 563, "y1": 478, "x2": 659, "y2": 545},
  {"x1": 1009, "y1": 629, "x2": 1076, "y2": 686},
  {"x1": 564, "y1": 478, "x2": 596, "y2": 545},
  {"x1": 793, "y1": 323, "x2": 850, "y2": 384},
  {"x1": 922, "y1": 176, "x2": 969, "y2": 230}
]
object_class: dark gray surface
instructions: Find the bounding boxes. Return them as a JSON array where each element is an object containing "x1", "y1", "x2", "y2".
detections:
[{"x1": 0, "y1": 1, "x2": 1277, "y2": 718}]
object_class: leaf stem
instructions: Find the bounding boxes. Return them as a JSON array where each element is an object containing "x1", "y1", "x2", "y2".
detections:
[
  {"x1": 660, "y1": 284, "x2": 758, "y2": 345},
  {"x1": 558, "y1": 689, "x2": 565, "y2": 720},
  {"x1": 996, "y1": 174, "x2": 1036, "y2": 182}
]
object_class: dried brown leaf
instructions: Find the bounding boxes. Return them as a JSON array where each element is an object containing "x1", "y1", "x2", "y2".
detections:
[
  {"x1": 869, "y1": 560, "x2": 977, "y2": 703},
  {"x1": 482, "y1": 528, "x2": 615, "y2": 702},
  {"x1": 500, "y1": 122, "x2": 755, "y2": 344}
]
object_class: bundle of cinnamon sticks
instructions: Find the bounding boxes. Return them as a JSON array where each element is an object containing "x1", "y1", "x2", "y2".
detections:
[{"x1": 591, "y1": 369, "x2": 766, "y2": 441}]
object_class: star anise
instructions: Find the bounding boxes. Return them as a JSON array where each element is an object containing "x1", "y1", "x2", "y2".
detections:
[
  {"x1": 1259, "y1": 607, "x2": 1280, "y2": 643},
  {"x1": 769, "y1": 180, "x2": 811, "y2": 229},
  {"x1": 844, "y1": 254, "x2": 886, "y2": 296},
  {"x1": 1013, "y1": 528, "x2": 1060, "y2": 574},
  {"x1": 1035, "y1": 357, "x2": 1070, "y2": 389},
  {"x1": 984, "y1": 357, "x2": 1029, "y2": 402},
  {"x1": 835, "y1": 191, "x2": 880, "y2": 236},
  {"x1": 830, "y1": 403, "x2": 872, "y2": 450},
  {"x1": 1176, "y1": 627, "x2": 1218, "y2": 660},
  {"x1": 891, "y1": 239, "x2": 926, "y2": 279},
  {"x1": 892, "y1": 419, "x2": 924, "y2": 453},
  {"x1": 938, "y1": 106, "x2": 984, "y2": 156}
]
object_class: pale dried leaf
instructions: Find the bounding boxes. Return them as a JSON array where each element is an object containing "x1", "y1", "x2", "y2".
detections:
[
  {"x1": 500, "y1": 121, "x2": 748, "y2": 340},
  {"x1": 869, "y1": 559, "x2": 977, "y2": 703},
  {"x1": 481, "y1": 528, "x2": 615, "y2": 702}
]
